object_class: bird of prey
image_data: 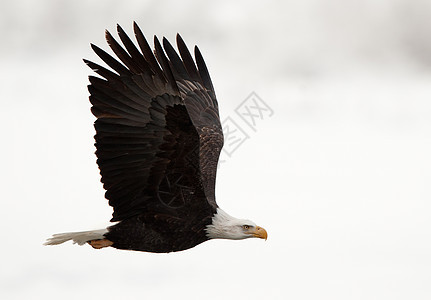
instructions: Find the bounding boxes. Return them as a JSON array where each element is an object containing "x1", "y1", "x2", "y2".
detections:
[{"x1": 45, "y1": 23, "x2": 267, "y2": 252}]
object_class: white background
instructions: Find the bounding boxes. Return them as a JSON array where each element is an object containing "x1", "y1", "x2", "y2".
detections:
[{"x1": 1, "y1": 1, "x2": 431, "y2": 299}]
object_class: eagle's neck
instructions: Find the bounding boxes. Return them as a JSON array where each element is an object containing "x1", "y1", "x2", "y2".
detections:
[{"x1": 205, "y1": 208, "x2": 242, "y2": 240}]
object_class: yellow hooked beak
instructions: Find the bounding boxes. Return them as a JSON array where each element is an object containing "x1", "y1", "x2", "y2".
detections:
[{"x1": 251, "y1": 226, "x2": 268, "y2": 240}]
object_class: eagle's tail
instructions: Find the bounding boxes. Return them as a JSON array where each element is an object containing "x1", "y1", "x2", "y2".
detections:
[{"x1": 44, "y1": 229, "x2": 108, "y2": 246}]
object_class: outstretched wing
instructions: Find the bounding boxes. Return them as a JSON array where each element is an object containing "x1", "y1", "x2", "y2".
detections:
[{"x1": 85, "y1": 23, "x2": 223, "y2": 221}]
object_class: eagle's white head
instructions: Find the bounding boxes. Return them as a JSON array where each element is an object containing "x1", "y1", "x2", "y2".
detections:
[{"x1": 205, "y1": 208, "x2": 268, "y2": 240}]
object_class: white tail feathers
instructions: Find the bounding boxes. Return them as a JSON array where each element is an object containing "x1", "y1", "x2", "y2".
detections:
[{"x1": 44, "y1": 229, "x2": 108, "y2": 246}]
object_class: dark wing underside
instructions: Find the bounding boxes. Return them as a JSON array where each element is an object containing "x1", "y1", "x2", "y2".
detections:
[{"x1": 85, "y1": 23, "x2": 223, "y2": 222}]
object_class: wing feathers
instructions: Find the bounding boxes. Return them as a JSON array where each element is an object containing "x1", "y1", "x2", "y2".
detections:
[
  {"x1": 89, "y1": 76, "x2": 149, "y2": 111},
  {"x1": 162, "y1": 37, "x2": 190, "y2": 80},
  {"x1": 84, "y1": 59, "x2": 120, "y2": 83},
  {"x1": 176, "y1": 34, "x2": 202, "y2": 82},
  {"x1": 116, "y1": 24, "x2": 152, "y2": 74},
  {"x1": 105, "y1": 30, "x2": 141, "y2": 74},
  {"x1": 153, "y1": 36, "x2": 178, "y2": 94},
  {"x1": 194, "y1": 46, "x2": 214, "y2": 93},
  {"x1": 86, "y1": 23, "x2": 222, "y2": 221},
  {"x1": 133, "y1": 22, "x2": 166, "y2": 82},
  {"x1": 90, "y1": 43, "x2": 130, "y2": 76}
]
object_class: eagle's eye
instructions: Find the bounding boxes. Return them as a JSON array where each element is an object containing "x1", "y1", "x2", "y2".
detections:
[{"x1": 242, "y1": 225, "x2": 250, "y2": 230}]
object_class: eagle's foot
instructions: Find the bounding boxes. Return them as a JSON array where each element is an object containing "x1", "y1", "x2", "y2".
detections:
[{"x1": 88, "y1": 239, "x2": 113, "y2": 249}]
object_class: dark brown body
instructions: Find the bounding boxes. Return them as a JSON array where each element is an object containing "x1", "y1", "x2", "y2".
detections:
[{"x1": 106, "y1": 211, "x2": 213, "y2": 252}]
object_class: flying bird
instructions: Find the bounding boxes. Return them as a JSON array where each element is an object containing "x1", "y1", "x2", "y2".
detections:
[{"x1": 45, "y1": 23, "x2": 267, "y2": 253}]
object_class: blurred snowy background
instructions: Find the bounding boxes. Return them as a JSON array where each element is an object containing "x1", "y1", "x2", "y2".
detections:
[{"x1": 1, "y1": 0, "x2": 431, "y2": 299}]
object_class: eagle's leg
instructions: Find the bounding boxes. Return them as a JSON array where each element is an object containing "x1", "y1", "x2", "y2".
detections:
[{"x1": 88, "y1": 239, "x2": 113, "y2": 249}]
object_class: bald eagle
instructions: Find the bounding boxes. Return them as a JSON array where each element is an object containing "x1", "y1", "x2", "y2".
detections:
[{"x1": 45, "y1": 23, "x2": 267, "y2": 253}]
